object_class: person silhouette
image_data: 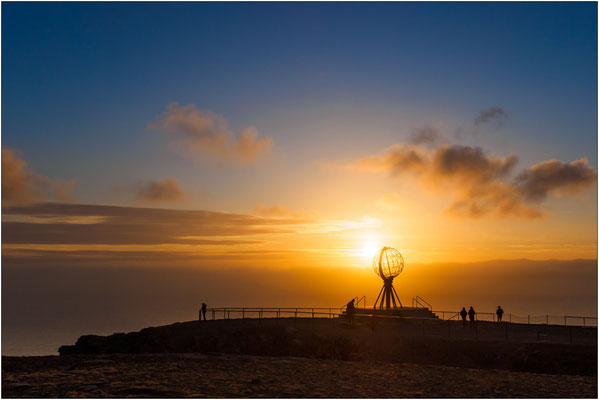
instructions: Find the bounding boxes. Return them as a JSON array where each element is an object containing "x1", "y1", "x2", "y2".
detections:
[
  {"x1": 346, "y1": 299, "x2": 356, "y2": 324},
  {"x1": 468, "y1": 306, "x2": 476, "y2": 325},
  {"x1": 460, "y1": 307, "x2": 467, "y2": 328},
  {"x1": 201, "y1": 303, "x2": 207, "y2": 321},
  {"x1": 496, "y1": 306, "x2": 504, "y2": 323}
]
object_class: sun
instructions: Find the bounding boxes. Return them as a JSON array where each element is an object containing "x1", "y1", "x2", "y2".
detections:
[
  {"x1": 359, "y1": 234, "x2": 382, "y2": 259},
  {"x1": 360, "y1": 241, "x2": 379, "y2": 258}
]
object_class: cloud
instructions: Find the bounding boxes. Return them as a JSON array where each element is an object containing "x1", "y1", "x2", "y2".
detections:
[
  {"x1": 135, "y1": 179, "x2": 186, "y2": 203},
  {"x1": 408, "y1": 125, "x2": 444, "y2": 147},
  {"x1": 431, "y1": 145, "x2": 518, "y2": 184},
  {"x1": 149, "y1": 103, "x2": 273, "y2": 164},
  {"x1": 2, "y1": 202, "x2": 301, "y2": 245},
  {"x1": 349, "y1": 142, "x2": 595, "y2": 219},
  {"x1": 474, "y1": 106, "x2": 508, "y2": 128},
  {"x1": 2, "y1": 148, "x2": 74, "y2": 205},
  {"x1": 443, "y1": 181, "x2": 543, "y2": 219},
  {"x1": 350, "y1": 143, "x2": 427, "y2": 175},
  {"x1": 252, "y1": 204, "x2": 314, "y2": 219},
  {"x1": 516, "y1": 158, "x2": 597, "y2": 202}
]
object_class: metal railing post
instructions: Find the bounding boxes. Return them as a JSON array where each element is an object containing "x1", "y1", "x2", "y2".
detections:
[
  {"x1": 242, "y1": 308, "x2": 245, "y2": 319},
  {"x1": 546, "y1": 315, "x2": 548, "y2": 325},
  {"x1": 528, "y1": 314, "x2": 530, "y2": 324},
  {"x1": 295, "y1": 308, "x2": 298, "y2": 318},
  {"x1": 569, "y1": 326, "x2": 573, "y2": 344},
  {"x1": 583, "y1": 317, "x2": 586, "y2": 327}
]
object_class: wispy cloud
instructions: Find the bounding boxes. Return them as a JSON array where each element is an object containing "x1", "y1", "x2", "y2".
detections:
[
  {"x1": 408, "y1": 125, "x2": 444, "y2": 147},
  {"x1": 149, "y1": 103, "x2": 273, "y2": 164},
  {"x1": 474, "y1": 106, "x2": 508, "y2": 129},
  {"x1": 252, "y1": 204, "x2": 315, "y2": 219},
  {"x1": 135, "y1": 178, "x2": 187, "y2": 203},
  {"x1": 2, "y1": 202, "x2": 297, "y2": 245},
  {"x1": 2, "y1": 148, "x2": 74, "y2": 205}
]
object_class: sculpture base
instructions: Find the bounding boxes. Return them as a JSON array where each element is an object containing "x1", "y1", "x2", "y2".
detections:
[{"x1": 354, "y1": 307, "x2": 439, "y2": 319}]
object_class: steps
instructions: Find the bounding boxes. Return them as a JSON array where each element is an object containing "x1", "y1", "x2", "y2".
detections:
[{"x1": 354, "y1": 307, "x2": 439, "y2": 319}]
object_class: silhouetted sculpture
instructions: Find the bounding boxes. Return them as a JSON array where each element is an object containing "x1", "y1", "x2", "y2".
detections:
[
  {"x1": 201, "y1": 303, "x2": 207, "y2": 321},
  {"x1": 346, "y1": 299, "x2": 356, "y2": 324},
  {"x1": 496, "y1": 306, "x2": 504, "y2": 322},
  {"x1": 468, "y1": 306, "x2": 476, "y2": 324},
  {"x1": 460, "y1": 307, "x2": 467, "y2": 327},
  {"x1": 372, "y1": 247, "x2": 404, "y2": 309}
]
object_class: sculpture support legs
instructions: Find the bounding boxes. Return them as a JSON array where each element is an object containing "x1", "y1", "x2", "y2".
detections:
[{"x1": 374, "y1": 277, "x2": 402, "y2": 309}]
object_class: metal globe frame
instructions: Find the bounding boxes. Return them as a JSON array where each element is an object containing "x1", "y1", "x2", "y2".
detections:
[{"x1": 372, "y1": 247, "x2": 404, "y2": 309}]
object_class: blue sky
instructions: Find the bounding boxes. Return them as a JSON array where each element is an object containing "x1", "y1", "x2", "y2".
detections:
[{"x1": 2, "y1": 2, "x2": 597, "y2": 212}]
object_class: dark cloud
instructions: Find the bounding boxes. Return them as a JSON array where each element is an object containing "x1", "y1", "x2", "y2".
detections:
[
  {"x1": 149, "y1": 103, "x2": 273, "y2": 164},
  {"x1": 408, "y1": 126, "x2": 444, "y2": 147},
  {"x1": 516, "y1": 158, "x2": 597, "y2": 202},
  {"x1": 351, "y1": 142, "x2": 595, "y2": 219},
  {"x1": 2, "y1": 202, "x2": 303, "y2": 245},
  {"x1": 474, "y1": 106, "x2": 508, "y2": 128},
  {"x1": 431, "y1": 145, "x2": 518, "y2": 182},
  {"x1": 135, "y1": 179, "x2": 186, "y2": 203},
  {"x1": 2, "y1": 148, "x2": 74, "y2": 205}
]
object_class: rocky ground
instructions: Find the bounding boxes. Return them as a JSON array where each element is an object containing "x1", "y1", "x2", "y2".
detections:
[
  {"x1": 3, "y1": 353, "x2": 597, "y2": 398},
  {"x1": 57, "y1": 318, "x2": 597, "y2": 376},
  {"x1": 4, "y1": 318, "x2": 596, "y2": 398}
]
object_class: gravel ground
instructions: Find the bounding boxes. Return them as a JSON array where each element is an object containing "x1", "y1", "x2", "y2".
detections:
[{"x1": 3, "y1": 353, "x2": 597, "y2": 398}]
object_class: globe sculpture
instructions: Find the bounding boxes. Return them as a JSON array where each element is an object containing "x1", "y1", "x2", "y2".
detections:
[{"x1": 372, "y1": 246, "x2": 404, "y2": 309}]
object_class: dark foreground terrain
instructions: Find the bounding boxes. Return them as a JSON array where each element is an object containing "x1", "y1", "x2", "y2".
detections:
[
  {"x1": 3, "y1": 353, "x2": 597, "y2": 398},
  {"x1": 3, "y1": 318, "x2": 597, "y2": 398}
]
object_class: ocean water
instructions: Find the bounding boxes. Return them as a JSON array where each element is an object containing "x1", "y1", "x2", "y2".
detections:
[{"x1": 3, "y1": 259, "x2": 596, "y2": 356}]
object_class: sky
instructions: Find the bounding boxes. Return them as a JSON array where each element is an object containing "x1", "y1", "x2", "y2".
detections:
[{"x1": 1, "y1": 2, "x2": 598, "y2": 354}]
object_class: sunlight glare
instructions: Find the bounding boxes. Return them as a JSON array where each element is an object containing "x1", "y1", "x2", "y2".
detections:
[{"x1": 358, "y1": 233, "x2": 382, "y2": 259}]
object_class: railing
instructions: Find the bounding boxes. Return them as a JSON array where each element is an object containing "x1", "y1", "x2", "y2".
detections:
[
  {"x1": 355, "y1": 296, "x2": 366, "y2": 308},
  {"x1": 202, "y1": 307, "x2": 597, "y2": 328},
  {"x1": 432, "y1": 311, "x2": 598, "y2": 327},
  {"x1": 207, "y1": 307, "x2": 342, "y2": 321},
  {"x1": 412, "y1": 296, "x2": 431, "y2": 309},
  {"x1": 340, "y1": 296, "x2": 366, "y2": 311}
]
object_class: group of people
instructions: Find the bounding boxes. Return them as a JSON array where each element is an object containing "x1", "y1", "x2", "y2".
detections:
[{"x1": 459, "y1": 305, "x2": 504, "y2": 327}]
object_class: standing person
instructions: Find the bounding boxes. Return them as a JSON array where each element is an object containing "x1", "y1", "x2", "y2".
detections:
[
  {"x1": 346, "y1": 299, "x2": 356, "y2": 324},
  {"x1": 201, "y1": 303, "x2": 207, "y2": 321},
  {"x1": 496, "y1": 306, "x2": 504, "y2": 323},
  {"x1": 460, "y1": 307, "x2": 468, "y2": 328},
  {"x1": 468, "y1": 306, "x2": 476, "y2": 325}
]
